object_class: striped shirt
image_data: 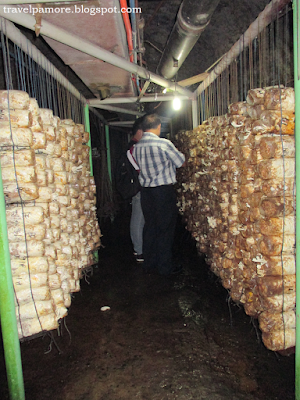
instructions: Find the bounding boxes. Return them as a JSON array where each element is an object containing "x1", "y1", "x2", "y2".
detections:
[{"x1": 132, "y1": 132, "x2": 185, "y2": 187}]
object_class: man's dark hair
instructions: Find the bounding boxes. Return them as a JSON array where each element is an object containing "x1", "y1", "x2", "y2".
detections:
[
  {"x1": 141, "y1": 114, "x2": 161, "y2": 132},
  {"x1": 132, "y1": 116, "x2": 144, "y2": 135}
]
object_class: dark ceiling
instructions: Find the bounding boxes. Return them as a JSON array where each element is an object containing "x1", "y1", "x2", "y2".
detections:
[
  {"x1": 19, "y1": 0, "x2": 273, "y2": 95},
  {"x1": 11, "y1": 0, "x2": 277, "y2": 124},
  {"x1": 139, "y1": 0, "x2": 271, "y2": 86}
]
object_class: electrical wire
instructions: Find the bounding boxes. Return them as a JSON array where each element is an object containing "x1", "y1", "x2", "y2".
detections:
[{"x1": 120, "y1": 0, "x2": 134, "y2": 63}]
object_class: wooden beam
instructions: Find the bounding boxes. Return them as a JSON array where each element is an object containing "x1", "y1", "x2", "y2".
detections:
[{"x1": 178, "y1": 72, "x2": 209, "y2": 87}]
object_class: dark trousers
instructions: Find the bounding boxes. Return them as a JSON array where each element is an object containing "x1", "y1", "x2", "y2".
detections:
[{"x1": 140, "y1": 185, "x2": 178, "y2": 275}]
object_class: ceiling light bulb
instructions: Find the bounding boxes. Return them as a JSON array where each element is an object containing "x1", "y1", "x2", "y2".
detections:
[
  {"x1": 163, "y1": 88, "x2": 167, "y2": 94},
  {"x1": 173, "y1": 96, "x2": 181, "y2": 111}
]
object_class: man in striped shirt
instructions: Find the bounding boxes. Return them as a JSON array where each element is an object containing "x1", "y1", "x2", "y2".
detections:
[{"x1": 132, "y1": 114, "x2": 185, "y2": 276}]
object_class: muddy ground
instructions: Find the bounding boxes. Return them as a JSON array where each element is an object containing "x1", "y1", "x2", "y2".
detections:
[{"x1": 0, "y1": 212, "x2": 295, "y2": 400}]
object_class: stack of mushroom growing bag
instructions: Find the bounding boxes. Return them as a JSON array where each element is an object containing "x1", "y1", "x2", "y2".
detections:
[
  {"x1": 0, "y1": 90, "x2": 101, "y2": 339},
  {"x1": 175, "y1": 87, "x2": 295, "y2": 352}
]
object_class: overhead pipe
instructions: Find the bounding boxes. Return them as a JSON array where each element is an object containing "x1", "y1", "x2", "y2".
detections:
[
  {"x1": 157, "y1": 0, "x2": 220, "y2": 80},
  {"x1": 293, "y1": 2, "x2": 300, "y2": 398},
  {"x1": 88, "y1": 94, "x2": 189, "y2": 105},
  {"x1": 129, "y1": 0, "x2": 141, "y2": 92},
  {"x1": 92, "y1": 104, "x2": 144, "y2": 116},
  {"x1": 120, "y1": 0, "x2": 140, "y2": 93},
  {"x1": 109, "y1": 115, "x2": 171, "y2": 126},
  {"x1": 136, "y1": 11, "x2": 145, "y2": 68},
  {"x1": 0, "y1": 7, "x2": 193, "y2": 98},
  {"x1": 89, "y1": 107, "x2": 107, "y2": 124},
  {"x1": 120, "y1": 0, "x2": 134, "y2": 63},
  {"x1": 129, "y1": 0, "x2": 137, "y2": 65},
  {"x1": 195, "y1": 0, "x2": 291, "y2": 97}
]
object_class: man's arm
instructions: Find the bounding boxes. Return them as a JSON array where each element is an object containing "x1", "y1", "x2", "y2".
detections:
[{"x1": 164, "y1": 140, "x2": 185, "y2": 168}]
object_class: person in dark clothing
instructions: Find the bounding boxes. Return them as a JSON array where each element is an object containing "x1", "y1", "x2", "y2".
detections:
[
  {"x1": 127, "y1": 117, "x2": 145, "y2": 262},
  {"x1": 132, "y1": 114, "x2": 185, "y2": 275}
]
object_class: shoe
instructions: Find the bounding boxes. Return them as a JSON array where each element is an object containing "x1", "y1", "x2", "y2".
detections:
[{"x1": 136, "y1": 254, "x2": 144, "y2": 262}]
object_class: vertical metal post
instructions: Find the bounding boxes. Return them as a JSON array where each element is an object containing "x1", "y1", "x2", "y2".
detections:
[
  {"x1": 129, "y1": 0, "x2": 140, "y2": 93},
  {"x1": 293, "y1": 1, "x2": 300, "y2": 398},
  {"x1": 84, "y1": 104, "x2": 93, "y2": 176},
  {"x1": 105, "y1": 125, "x2": 112, "y2": 183},
  {"x1": 192, "y1": 97, "x2": 199, "y2": 129},
  {"x1": 84, "y1": 104, "x2": 98, "y2": 262},
  {"x1": 0, "y1": 162, "x2": 25, "y2": 400}
]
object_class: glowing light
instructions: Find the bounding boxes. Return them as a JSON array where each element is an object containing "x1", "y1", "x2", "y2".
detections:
[
  {"x1": 162, "y1": 88, "x2": 167, "y2": 94},
  {"x1": 173, "y1": 96, "x2": 181, "y2": 110}
]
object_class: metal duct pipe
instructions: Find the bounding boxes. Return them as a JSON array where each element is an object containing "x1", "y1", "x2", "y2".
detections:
[
  {"x1": 0, "y1": 8, "x2": 193, "y2": 98},
  {"x1": 88, "y1": 94, "x2": 189, "y2": 105},
  {"x1": 92, "y1": 104, "x2": 144, "y2": 116},
  {"x1": 157, "y1": 0, "x2": 220, "y2": 80}
]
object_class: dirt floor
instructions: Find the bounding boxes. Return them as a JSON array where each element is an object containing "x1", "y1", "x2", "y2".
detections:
[{"x1": 0, "y1": 212, "x2": 295, "y2": 400}]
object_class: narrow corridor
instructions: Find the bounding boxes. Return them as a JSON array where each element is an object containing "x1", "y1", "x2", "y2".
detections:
[{"x1": 0, "y1": 212, "x2": 295, "y2": 399}]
